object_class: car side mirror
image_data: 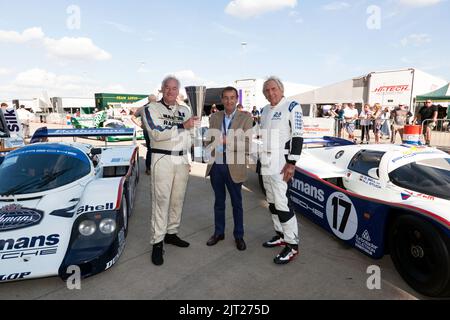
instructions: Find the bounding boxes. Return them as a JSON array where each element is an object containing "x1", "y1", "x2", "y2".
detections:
[
  {"x1": 91, "y1": 148, "x2": 102, "y2": 156},
  {"x1": 368, "y1": 168, "x2": 379, "y2": 180}
]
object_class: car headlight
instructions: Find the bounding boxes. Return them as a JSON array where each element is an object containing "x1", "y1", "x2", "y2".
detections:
[
  {"x1": 79, "y1": 220, "x2": 97, "y2": 236},
  {"x1": 99, "y1": 218, "x2": 116, "y2": 234}
]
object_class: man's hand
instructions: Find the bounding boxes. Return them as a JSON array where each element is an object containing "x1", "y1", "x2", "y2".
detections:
[
  {"x1": 183, "y1": 116, "x2": 200, "y2": 129},
  {"x1": 281, "y1": 163, "x2": 296, "y2": 182}
]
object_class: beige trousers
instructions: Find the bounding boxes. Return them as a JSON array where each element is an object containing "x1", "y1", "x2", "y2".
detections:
[{"x1": 150, "y1": 154, "x2": 189, "y2": 244}]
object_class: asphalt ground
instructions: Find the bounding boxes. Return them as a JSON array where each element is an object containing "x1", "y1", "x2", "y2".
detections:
[{"x1": 0, "y1": 123, "x2": 425, "y2": 300}]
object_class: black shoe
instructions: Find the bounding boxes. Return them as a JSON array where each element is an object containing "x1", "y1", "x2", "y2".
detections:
[
  {"x1": 206, "y1": 234, "x2": 225, "y2": 246},
  {"x1": 263, "y1": 233, "x2": 286, "y2": 248},
  {"x1": 274, "y1": 244, "x2": 299, "y2": 265},
  {"x1": 235, "y1": 238, "x2": 246, "y2": 251},
  {"x1": 151, "y1": 242, "x2": 164, "y2": 266},
  {"x1": 164, "y1": 234, "x2": 190, "y2": 248}
]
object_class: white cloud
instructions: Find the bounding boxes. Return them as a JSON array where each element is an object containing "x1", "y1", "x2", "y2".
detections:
[
  {"x1": 398, "y1": 0, "x2": 442, "y2": 7},
  {"x1": 400, "y1": 33, "x2": 431, "y2": 47},
  {"x1": 0, "y1": 27, "x2": 44, "y2": 43},
  {"x1": 103, "y1": 84, "x2": 127, "y2": 93},
  {"x1": 322, "y1": 2, "x2": 351, "y2": 11},
  {"x1": 172, "y1": 70, "x2": 216, "y2": 87},
  {"x1": 0, "y1": 68, "x2": 124, "y2": 98},
  {"x1": 43, "y1": 37, "x2": 111, "y2": 61},
  {"x1": 0, "y1": 27, "x2": 111, "y2": 62},
  {"x1": 154, "y1": 70, "x2": 218, "y2": 99},
  {"x1": 225, "y1": 0, "x2": 297, "y2": 18},
  {"x1": 0, "y1": 68, "x2": 13, "y2": 76},
  {"x1": 13, "y1": 68, "x2": 94, "y2": 89}
]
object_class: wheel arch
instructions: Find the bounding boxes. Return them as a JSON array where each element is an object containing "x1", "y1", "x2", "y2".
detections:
[{"x1": 383, "y1": 206, "x2": 450, "y2": 255}]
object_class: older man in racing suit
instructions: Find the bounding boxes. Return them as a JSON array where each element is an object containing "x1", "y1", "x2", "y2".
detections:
[
  {"x1": 259, "y1": 76, "x2": 303, "y2": 265},
  {"x1": 141, "y1": 76, "x2": 198, "y2": 266}
]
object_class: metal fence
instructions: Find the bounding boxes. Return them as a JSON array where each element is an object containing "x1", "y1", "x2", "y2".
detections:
[
  {"x1": 312, "y1": 117, "x2": 450, "y2": 150},
  {"x1": 333, "y1": 118, "x2": 394, "y2": 141},
  {"x1": 422, "y1": 119, "x2": 450, "y2": 149}
]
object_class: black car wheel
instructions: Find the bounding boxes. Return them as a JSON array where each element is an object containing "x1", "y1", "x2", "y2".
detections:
[
  {"x1": 121, "y1": 194, "x2": 129, "y2": 237},
  {"x1": 135, "y1": 156, "x2": 140, "y2": 185},
  {"x1": 389, "y1": 215, "x2": 450, "y2": 297},
  {"x1": 127, "y1": 183, "x2": 133, "y2": 212}
]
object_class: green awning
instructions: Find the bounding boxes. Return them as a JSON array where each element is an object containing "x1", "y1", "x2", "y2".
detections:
[{"x1": 416, "y1": 83, "x2": 450, "y2": 102}]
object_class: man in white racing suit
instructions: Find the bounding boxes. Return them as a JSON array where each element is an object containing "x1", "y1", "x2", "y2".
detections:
[
  {"x1": 259, "y1": 76, "x2": 303, "y2": 265},
  {"x1": 141, "y1": 76, "x2": 198, "y2": 266}
]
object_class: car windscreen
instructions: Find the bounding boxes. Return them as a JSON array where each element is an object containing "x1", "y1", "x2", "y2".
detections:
[
  {"x1": 389, "y1": 158, "x2": 450, "y2": 200},
  {"x1": 105, "y1": 122, "x2": 126, "y2": 129},
  {"x1": 0, "y1": 149, "x2": 91, "y2": 196}
]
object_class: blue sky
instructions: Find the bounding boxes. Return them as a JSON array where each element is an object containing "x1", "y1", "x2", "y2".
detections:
[{"x1": 0, "y1": 0, "x2": 449, "y2": 99}]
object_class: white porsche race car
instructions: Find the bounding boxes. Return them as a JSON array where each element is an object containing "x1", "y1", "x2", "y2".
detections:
[
  {"x1": 278, "y1": 137, "x2": 450, "y2": 297},
  {"x1": 0, "y1": 128, "x2": 139, "y2": 282}
]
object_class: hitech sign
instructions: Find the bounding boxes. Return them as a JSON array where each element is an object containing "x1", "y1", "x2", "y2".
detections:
[{"x1": 373, "y1": 85, "x2": 410, "y2": 94}]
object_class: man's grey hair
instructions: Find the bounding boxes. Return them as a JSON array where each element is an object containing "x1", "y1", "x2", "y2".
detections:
[
  {"x1": 161, "y1": 75, "x2": 181, "y2": 90},
  {"x1": 263, "y1": 76, "x2": 284, "y2": 94}
]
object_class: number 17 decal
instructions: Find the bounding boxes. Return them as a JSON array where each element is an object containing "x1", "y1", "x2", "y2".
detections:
[{"x1": 326, "y1": 192, "x2": 358, "y2": 241}]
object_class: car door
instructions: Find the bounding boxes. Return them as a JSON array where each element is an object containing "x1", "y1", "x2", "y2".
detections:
[{"x1": 344, "y1": 150, "x2": 385, "y2": 198}]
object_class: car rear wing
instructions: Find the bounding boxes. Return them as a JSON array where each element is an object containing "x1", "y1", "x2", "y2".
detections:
[
  {"x1": 30, "y1": 127, "x2": 137, "y2": 145},
  {"x1": 303, "y1": 136, "x2": 355, "y2": 147}
]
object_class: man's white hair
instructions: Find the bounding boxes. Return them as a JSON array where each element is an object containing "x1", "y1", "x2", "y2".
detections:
[
  {"x1": 161, "y1": 75, "x2": 181, "y2": 90},
  {"x1": 262, "y1": 76, "x2": 285, "y2": 94}
]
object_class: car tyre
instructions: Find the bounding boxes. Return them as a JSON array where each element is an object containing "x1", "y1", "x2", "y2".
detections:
[
  {"x1": 121, "y1": 194, "x2": 129, "y2": 238},
  {"x1": 389, "y1": 215, "x2": 450, "y2": 297},
  {"x1": 135, "y1": 156, "x2": 140, "y2": 185}
]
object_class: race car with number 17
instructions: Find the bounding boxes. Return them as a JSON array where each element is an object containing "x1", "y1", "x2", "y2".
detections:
[{"x1": 278, "y1": 137, "x2": 450, "y2": 297}]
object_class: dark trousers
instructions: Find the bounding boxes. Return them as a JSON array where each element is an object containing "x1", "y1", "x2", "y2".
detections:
[
  {"x1": 361, "y1": 125, "x2": 371, "y2": 142},
  {"x1": 144, "y1": 129, "x2": 152, "y2": 170},
  {"x1": 210, "y1": 163, "x2": 244, "y2": 239}
]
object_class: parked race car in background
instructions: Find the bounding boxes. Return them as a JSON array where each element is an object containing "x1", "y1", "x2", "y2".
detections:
[
  {"x1": 0, "y1": 128, "x2": 139, "y2": 282},
  {"x1": 71, "y1": 111, "x2": 145, "y2": 142},
  {"x1": 258, "y1": 137, "x2": 450, "y2": 297}
]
